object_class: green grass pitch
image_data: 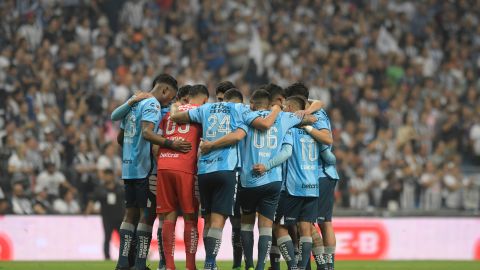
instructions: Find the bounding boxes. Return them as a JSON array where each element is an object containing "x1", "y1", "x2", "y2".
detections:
[{"x1": 0, "y1": 261, "x2": 479, "y2": 270}]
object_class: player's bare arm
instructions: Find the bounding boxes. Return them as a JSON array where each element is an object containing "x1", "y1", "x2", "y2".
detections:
[
  {"x1": 300, "y1": 114, "x2": 317, "y2": 125},
  {"x1": 111, "y1": 92, "x2": 153, "y2": 121},
  {"x1": 199, "y1": 128, "x2": 247, "y2": 155},
  {"x1": 141, "y1": 121, "x2": 192, "y2": 153},
  {"x1": 303, "y1": 126, "x2": 333, "y2": 145},
  {"x1": 170, "y1": 110, "x2": 191, "y2": 124},
  {"x1": 305, "y1": 100, "x2": 323, "y2": 114},
  {"x1": 250, "y1": 104, "x2": 282, "y2": 130},
  {"x1": 117, "y1": 129, "x2": 124, "y2": 146}
]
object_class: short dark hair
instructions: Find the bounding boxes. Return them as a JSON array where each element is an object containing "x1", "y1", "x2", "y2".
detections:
[
  {"x1": 216, "y1": 81, "x2": 236, "y2": 94},
  {"x1": 189, "y1": 84, "x2": 209, "y2": 98},
  {"x1": 177, "y1": 85, "x2": 192, "y2": 100},
  {"x1": 250, "y1": 89, "x2": 271, "y2": 104},
  {"x1": 285, "y1": 82, "x2": 309, "y2": 99},
  {"x1": 286, "y1": 95, "x2": 307, "y2": 110},
  {"x1": 260, "y1": 83, "x2": 284, "y2": 98},
  {"x1": 152, "y1": 73, "x2": 178, "y2": 91},
  {"x1": 224, "y1": 88, "x2": 243, "y2": 102}
]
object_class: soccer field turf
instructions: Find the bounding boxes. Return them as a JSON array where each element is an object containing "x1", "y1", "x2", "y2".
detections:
[{"x1": 1, "y1": 261, "x2": 479, "y2": 270}]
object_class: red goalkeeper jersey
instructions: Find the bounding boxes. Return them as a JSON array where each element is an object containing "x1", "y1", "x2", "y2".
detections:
[{"x1": 157, "y1": 104, "x2": 201, "y2": 174}]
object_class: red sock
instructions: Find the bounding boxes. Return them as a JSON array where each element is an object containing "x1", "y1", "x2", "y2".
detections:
[
  {"x1": 162, "y1": 220, "x2": 176, "y2": 270},
  {"x1": 184, "y1": 220, "x2": 198, "y2": 270}
]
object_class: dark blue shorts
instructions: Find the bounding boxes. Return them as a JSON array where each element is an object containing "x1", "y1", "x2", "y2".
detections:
[
  {"x1": 239, "y1": 181, "x2": 282, "y2": 221},
  {"x1": 275, "y1": 191, "x2": 319, "y2": 226},
  {"x1": 317, "y1": 177, "x2": 337, "y2": 222},
  {"x1": 124, "y1": 178, "x2": 150, "y2": 208},
  {"x1": 198, "y1": 170, "x2": 237, "y2": 217}
]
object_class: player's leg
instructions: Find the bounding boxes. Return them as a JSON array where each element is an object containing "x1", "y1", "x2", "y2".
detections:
[
  {"x1": 311, "y1": 225, "x2": 325, "y2": 270},
  {"x1": 116, "y1": 180, "x2": 140, "y2": 270},
  {"x1": 157, "y1": 214, "x2": 166, "y2": 270},
  {"x1": 238, "y1": 185, "x2": 257, "y2": 270},
  {"x1": 157, "y1": 171, "x2": 180, "y2": 270},
  {"x1": 198, "y1": 172, "x2": 220, "y2": 270},
  {"x1": 134, "y1": 178, "x2": 154, "y2": 270},
  {"x1": 255, "y1": 182, "x2": 282, "y2": 270},
  {"x1": 317, "y1": 178, "x2": 337, "y2": 270},
  {"x1": 230, "y1": 215, "x2": 242, "y2": 270},
  {"x1": 297, "y1": 222, "x2": 312, "y2": 270},
  {"x1": 178, "y1": 172, "x2": 199, "y2": 270},
  {"x1": 297, "y1": 197, "x2": 318, "y2": 270},
  {"x1": 269, "y1": 227, "x2": 281, "y2": 270},
  {"x1": 318, "y1": 222, "x2": 335, "y2": 270},
  {"x1": 204, "y1": 171, "x2": 237, "y2": 270},
  {"x1": 230, "y1": 173, "x2": 243, "y2": 270},
  {"x1": 275, "y1": 225, "x2": 297, "y2": 270},
  {"x1": 273, "y1": 192, "x2": 299, "y2": 270}
]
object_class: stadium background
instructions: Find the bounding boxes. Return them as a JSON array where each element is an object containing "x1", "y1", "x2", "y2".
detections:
[{"x1": 0, "y1": 0, "x2": 479, "y2": 267}]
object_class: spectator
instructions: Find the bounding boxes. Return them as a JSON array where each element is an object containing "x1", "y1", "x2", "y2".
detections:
[
  {"x1": 419, "y1": 161, "x2": 442, "y2": 211},
  {"x1": 349, "y1": 167, "x2": 370, "y2": 209},
  {"x1": 96, "y1": 143, "x2": 122, "y2": 182},
  {"x1": 35, "y1": 162, "x2": 76, "y2": 200},
  {"x1": 85, "y1": 169, "x2": 125, "y2": 259},
  {"x1": 442, "y1": 163, "x2": 463, "y2": 210},
  {"x1": 73, "y1": 140, "x2": 98, "y2": 206},
  {"x1": 0, "y1": 186, "x2": 10, "y2": 214},
  {"x1": 32, "y1": 188, "x2": 54, "y2": 215},
  {"x1": 11, "y1": 183, "x2": 33, "y2": 215},
  {"x1": 7, "y1": 144, "x2": 34, "y2": 190},
  {"x1": 53, "y1": 189, "x2": 80, "y2": 214}
]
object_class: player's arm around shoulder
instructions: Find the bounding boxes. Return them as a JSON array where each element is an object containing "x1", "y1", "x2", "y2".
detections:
[
  {"x1": 170, "y1": 101, "x2": 201, "y2": 124},
  {"x1": 199, "y1": 128, "x2": 247, "y2": 155},
  {"x1": 303, "y1": 126, "x2": 333, "y2": 145},
  {"x1": 141, "y1": 121, "x2": 192, "y2": 153},
  {"x1": 250, "y1": 104, "x2": 282, "y2": 130}
]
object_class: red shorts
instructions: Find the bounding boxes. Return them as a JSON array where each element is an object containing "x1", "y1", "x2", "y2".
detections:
[{"x1": 156, "y1": 170, "x2": 199, "y2": 214}]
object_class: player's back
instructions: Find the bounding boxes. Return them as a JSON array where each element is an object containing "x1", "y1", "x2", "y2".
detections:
[
  {"x1": 285, "y1": 127, "x2": 320, "y2": 197},
  {"x1": 188, "y1": 102, "x2": 247, "y2": 174},
  {"x1": 240, "y1": 110, "x2": 301, "y2": 187},
  {"x1": 158, "y1": 104, "x2": 202, "y2": 174},
  {"x1": 121, "y1": 97, "x2": 161, "y2": 179}
]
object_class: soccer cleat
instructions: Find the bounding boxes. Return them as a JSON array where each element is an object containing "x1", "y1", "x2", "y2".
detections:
[{"x1": 157, "y1": 267, "x2": 166, "y2": 270}]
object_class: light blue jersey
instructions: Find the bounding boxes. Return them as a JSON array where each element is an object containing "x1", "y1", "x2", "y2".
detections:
[
  {"x1": 120, "y1": 97, "x2": 162, "y2": 179},
  {"x1": 188, "y1": 102, "x2": 249, "y2": 174},
  {"x1": 285, "y1": 128, "x2": 320, "y2": 197},
  {"x1": 313, "y1": 109, "x2": 339, "y2": 180},
  {"x1": 240, "y1": 111, "x2": 302, "y2": 188}
]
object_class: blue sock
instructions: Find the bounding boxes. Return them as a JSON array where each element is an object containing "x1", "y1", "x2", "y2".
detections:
[
  {"x1": 256, "y1": 227, "x2": 272, "y2": 270},
  {"x1": 277, "y1": 235, "x2": 297, "y2": 270},
  {"x1": 117, "y1": 222, "x2": 135, "y2": 268},
  {"x1": 232, "y1": 226, "x2": 243, "y2": 268},
  {"x1": 204, "y1": 227, "x2": 223, "y2": 270},
  {"x1": 157, "y1": 224, "x2": 166, "y2": 269},
  {"x1": 269, "y1": 245, "x2": 281, "y2": 270},
  {"x1": 298, "y1": 237, "x2": 313, "y2": 270},
  {"x1": 135, "y1": 223, "x2": 153, "y2": 270},
  {"x1": 240, "y1": 223, "x2": 254, "y2": 268}
]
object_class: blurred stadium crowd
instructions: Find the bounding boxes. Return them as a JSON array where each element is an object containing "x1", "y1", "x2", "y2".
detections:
[{"x1": 0, "y1": 0, "x2": 479, "y2": 215}]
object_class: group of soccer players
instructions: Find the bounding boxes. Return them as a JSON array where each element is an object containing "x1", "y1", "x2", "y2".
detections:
[{"x1": 111, "y1": 74, "x2": 339, "y2": 270}]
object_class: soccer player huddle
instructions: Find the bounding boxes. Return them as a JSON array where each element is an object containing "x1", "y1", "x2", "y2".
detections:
[{"x1": 111, "y1": 74, "x2": 339, "y2": 270}]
